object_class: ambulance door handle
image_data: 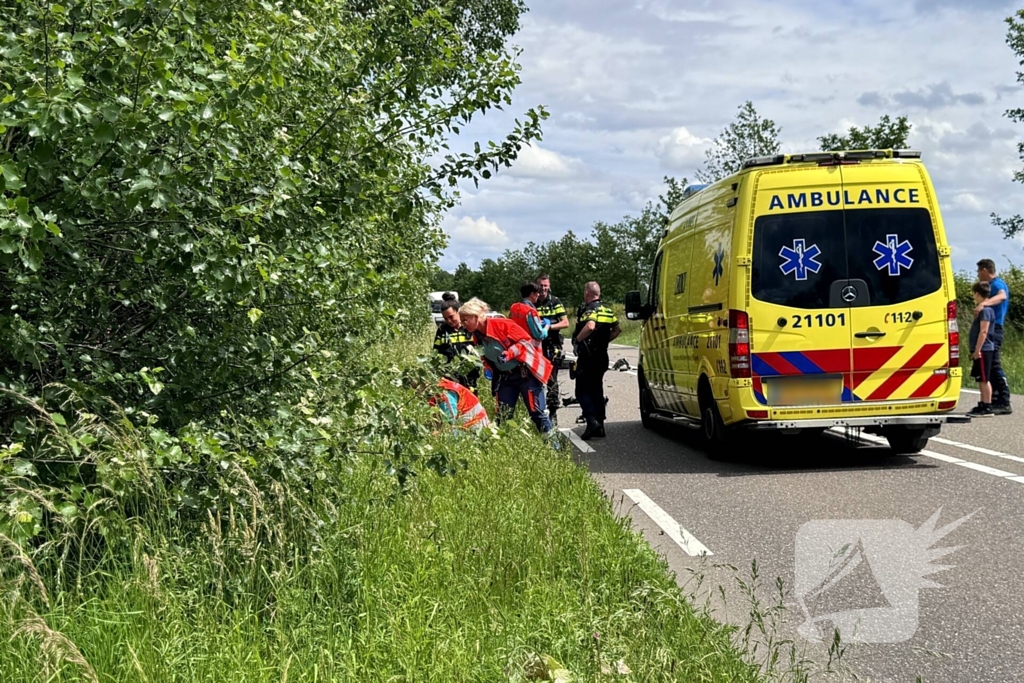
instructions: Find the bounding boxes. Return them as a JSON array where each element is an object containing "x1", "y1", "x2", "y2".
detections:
[{"x1": 855, "y1": 331, "x2": 887, "y2": 339}]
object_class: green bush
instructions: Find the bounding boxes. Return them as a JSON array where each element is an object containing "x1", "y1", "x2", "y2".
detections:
[
  {"x1": 0, "y1": 0, "x2": 546, "y2": 545},
  {"x1": 953, "y1": 263, "x2": 1024, "y2": 329},
  {"x1": 0, "y1": 0, "x2": 543, "y2": 428}
]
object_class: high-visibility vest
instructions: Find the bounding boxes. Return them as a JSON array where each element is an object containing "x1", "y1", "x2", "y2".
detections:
[
  {"x1": 436, "y1": 378, "x2": 489, "y2": 430},
  {"x1": 475, "y1": 318, "x2": 553, "y2": 385},
  {"x1": 509, "y1": 301, "x2": 546, "y2": 347}
]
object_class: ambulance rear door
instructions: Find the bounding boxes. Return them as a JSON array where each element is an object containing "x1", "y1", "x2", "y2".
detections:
[
  {"x1": 747, "y1": 170, "x2": 856, "y2": 409},
  {"x1": 838, "y1": 163, "x2": 950, "y2": 403}
]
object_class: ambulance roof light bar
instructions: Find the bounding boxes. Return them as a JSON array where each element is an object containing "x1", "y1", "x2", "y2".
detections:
[
  {"x1": 739, "y1": 149, "x2": 921, "y2": 171},
  {"x1": 681, "y1": 183, "x2": 709, "y2": 201},
  {"x1": 740, "y1": 155, "x2": 785, "y2": 170}
]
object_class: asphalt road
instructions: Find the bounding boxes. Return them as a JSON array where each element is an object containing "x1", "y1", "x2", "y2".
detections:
[{"x1": 558, "y1": 344, "x2": 1024, "y2": 683}]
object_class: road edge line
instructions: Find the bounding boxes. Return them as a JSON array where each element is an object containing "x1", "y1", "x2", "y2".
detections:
[
  {"x1": 622, "y1": 489, "x2": 713, "y2": 557},
  {"x1": 560, "y1": 428, "x2": 595, "y2": 453},
  {"x1": 839, "y1": 429, "x2": 1022, "y2": 480},
  {"x1": 931, "y1": 436, "x2": 1024, "y2": 465}
]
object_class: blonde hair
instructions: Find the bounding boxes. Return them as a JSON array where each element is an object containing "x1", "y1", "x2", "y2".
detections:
[{"x1": 458, "y1": 297, "x2": 490, "y2": 318}]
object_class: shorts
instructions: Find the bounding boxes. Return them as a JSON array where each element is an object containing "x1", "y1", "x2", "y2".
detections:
[{"x1": 970, "y1": 350, "x2": 994, "y2": 383}]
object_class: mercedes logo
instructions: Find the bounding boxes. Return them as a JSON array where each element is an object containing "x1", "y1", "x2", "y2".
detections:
[{"x1": 841, "y1": 285, "x2": 858, "y2": 303}]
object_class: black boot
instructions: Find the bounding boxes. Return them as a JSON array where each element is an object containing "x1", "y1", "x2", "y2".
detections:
[
  {"x1": 595, "y1": 421, "x2": 605, "y2": 438},
  {"x1": 580, "y1": 418, "x2": 600, "y2": 441}
]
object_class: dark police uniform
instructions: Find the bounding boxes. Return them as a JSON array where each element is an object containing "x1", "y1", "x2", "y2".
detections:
[
  {"x1": 433, "y1": 323, "x2": 479, "y2": 392},
  {"x1": 572, "y1": 299, "x2": 619, "y2": 435},
  {"x1": 536, "y1": 293, "x2": 567, "y2": 419}
]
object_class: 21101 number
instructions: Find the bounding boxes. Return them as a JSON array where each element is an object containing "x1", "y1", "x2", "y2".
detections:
[{"x1": 792, "y1": 313, "x2": 846, "y2": 329}]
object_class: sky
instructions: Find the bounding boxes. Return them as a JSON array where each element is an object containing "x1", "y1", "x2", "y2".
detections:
[{"x1": 438, "y1": 0, "x2": 1024, "y2": 276}]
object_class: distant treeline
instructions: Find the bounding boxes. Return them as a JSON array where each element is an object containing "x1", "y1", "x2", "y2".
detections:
[{"x1": 431, "y1": 178, "x2": 687, "y2": 311}]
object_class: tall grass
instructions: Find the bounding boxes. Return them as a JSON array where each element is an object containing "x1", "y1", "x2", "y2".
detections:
[
  {"x1": 0, "y1": 340, "x2": 763, "y2": 682},
  {"x1": 563, "y1": 303, "x2": 642, "y2": 347}
]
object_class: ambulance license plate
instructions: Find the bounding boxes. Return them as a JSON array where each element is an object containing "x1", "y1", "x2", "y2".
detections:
[{"x1": 766, "y1": 377, "x2": 842, "y2": 407}]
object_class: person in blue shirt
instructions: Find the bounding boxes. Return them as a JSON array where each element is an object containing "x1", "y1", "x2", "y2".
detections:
[
  {"x1": 968, "y1": 282, "x2": 998, "y2": 417},
  {"x1": 974, "y1": 259, "x2": 1012, "y2": 414}
]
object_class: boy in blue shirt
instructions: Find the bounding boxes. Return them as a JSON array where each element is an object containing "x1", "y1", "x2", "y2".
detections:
[
  {"x1": 968, "y1": 281, "x2": 997, "y2": 417},
  {"x1": 975, "y1": 259, "x2": 1012, "y2": 414}
]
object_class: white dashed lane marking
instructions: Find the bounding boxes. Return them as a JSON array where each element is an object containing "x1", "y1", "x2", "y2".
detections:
[{"x1": 622, "y1": 489, "x2": 713, "y2": 556}]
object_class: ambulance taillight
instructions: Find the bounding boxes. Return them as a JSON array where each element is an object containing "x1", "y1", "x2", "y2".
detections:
[
  {"x1": 729, "y1": 310, "x2": 751, "y2": 378},
  {"x1": 947, "y1": 301, "x2": 959, "y2": 368}
]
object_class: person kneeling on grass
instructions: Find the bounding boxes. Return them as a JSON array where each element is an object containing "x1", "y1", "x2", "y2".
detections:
[
  {"x1": 430, "y1": 377, "x2": 490, "y2": 433},
  {"x1": 968, "y1": 281, "x2": 998, "y2": 418}
]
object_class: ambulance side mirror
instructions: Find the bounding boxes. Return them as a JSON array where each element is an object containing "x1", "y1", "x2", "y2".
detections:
[{"x1": 624, "y1": 290, "x2": 650, "y2": 320}]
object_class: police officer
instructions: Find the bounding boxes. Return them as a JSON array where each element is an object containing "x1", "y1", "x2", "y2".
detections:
[
  {"x1": 572, "y1": 281, "x2": 620, "y2": 440},
  {"x1": 433, "y1": 300, "x2": 479, "y2": 392},
  {"x1": 536, "y1": 274, "x2": 569, "y2": 425}
]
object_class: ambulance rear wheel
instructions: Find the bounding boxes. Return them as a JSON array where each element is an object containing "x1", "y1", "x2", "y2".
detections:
[
  {"x1": 698, "y1": 383, "x2": 732, "y2": 457},
  {"x1": 884, "y1": 427, "x2": 932, "y2": 455},
  {"x1": 638, "y1": 370, "x2": 655, "y2": 429}
]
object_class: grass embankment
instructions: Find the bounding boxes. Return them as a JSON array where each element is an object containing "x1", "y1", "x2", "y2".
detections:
[
  {"x1": 0, "y1": 350, "x2": 760, "y2": 682},
  {"x1": 609, "y1": 304, "x2": 642, "y2": 347},
  {"x1": 561, "y1": 304, "x2": 642, "y2": 348},
  {"x1": 998, "y1": 327, "x2": 1024, "y2": 392}
]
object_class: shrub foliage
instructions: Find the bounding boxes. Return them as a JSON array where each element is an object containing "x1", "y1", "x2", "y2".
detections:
[{"x1": 0, "y1": 0, "x2": 545, "y2": 545}]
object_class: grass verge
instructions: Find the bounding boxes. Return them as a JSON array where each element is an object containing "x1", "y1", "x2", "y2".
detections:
[{"x1": 0, "y1": 374, "x2": 760, "y2": 682}]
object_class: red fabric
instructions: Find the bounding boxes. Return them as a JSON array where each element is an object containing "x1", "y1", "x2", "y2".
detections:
[
  {"x1": 479, "y1": 318, "x2": 553, "y2": 385},
  {"x1": 509, "y1": 302, "x2": 539, "y2": 335},
  {"x1": 437, "y1": 378, "x2": 489, "y2": 429}
]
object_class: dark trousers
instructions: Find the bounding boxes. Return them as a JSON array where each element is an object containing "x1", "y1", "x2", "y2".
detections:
[
  {"x1": 991, "y1": 324, "x2": 1012, "y2": 405},
  {"x1": 544, "y1": 347, "x2": 561, "y2": 414},
  {"x1": 575, "y1": 352, "x2": 608, "y2": 423},
  {"x1": 494, "y1": 371, "x2": 552, "y2": 433}
]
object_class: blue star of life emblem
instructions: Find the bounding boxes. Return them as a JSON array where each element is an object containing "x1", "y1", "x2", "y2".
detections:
[
  {"x1": 712, "y1": 245, "x2": 725, "y2": 286},
  {"x1": 872, "y1": 233, "x2": 914, "y2": 276},
  {"x1": 779, "y1": 238, "x2": 823, "y2": 281}
]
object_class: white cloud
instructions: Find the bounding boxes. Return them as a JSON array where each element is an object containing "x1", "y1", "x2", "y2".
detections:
[
  {"x1": 508, "y1": 144, "x2": 585, "y2": 179},
  {"x1": 953, "y1": 192, "x2": 984, "y2": 211},
  {"x1": 435, "y1": 0, "x2": 1024, "y2": 270},
  {"x1": 445, "y1": 215, "x2": 510, "y2": 249},
  {"x1": 656, "y1": 126, "x2": 712, "y2": 169}
]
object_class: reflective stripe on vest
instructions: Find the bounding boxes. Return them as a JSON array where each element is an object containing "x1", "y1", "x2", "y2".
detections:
[{"x1": 439, "y1": 378, "x2": 489, "y2": 429}]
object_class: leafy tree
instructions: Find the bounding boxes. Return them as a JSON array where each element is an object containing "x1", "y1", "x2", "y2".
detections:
[
  {"x1": 818, "y1": 115, "x2": 911, "y2": 151},
  {"x1": 533, "y1": 231, "x2": 596, "y2": 308},
  {"x1": 659, "y1": 175, "x2": 689, "y2": 222},
  {"x1": 429, "y1": 267, "x2": 456, "y2": 293},
  {"x1": 0, "y1": 0, "x2": 546, "y2": 428},
  {"x1": 993, "y1": 9, "x2": 1024, "y2": 238},
  {"x1": 696, "y1": 102, "x2": 781, "y2": 183}
]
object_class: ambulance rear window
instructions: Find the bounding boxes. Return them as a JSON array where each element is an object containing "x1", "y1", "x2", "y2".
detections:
[
  {"x1": 751, "y1": 208, "x2": 941, "y2": 308},
  {"x1": 751, "y1": 212, "x2": 846, "y2": 309},
  {"x1": 844, "y1": 208, "x2": 941, "y2": 306}
]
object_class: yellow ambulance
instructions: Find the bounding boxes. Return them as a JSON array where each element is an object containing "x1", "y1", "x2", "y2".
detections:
[{"x1": 624, "y1": 150, "x2": 970, "y2": 454}]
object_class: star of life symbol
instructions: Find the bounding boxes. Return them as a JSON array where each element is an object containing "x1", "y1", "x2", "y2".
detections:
[
  {"x1": 873, "y1": 233, "x2": 914, "y2": 276},
  {"x1": 794, "y1": 508, "x2": 974, "y2": 644},
  {"x1": 779, "y1": 239, "x2": 822, "y2": 281},
  {"x1": 712, "y1": 245, "x2": 725, "y2": 286}
]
